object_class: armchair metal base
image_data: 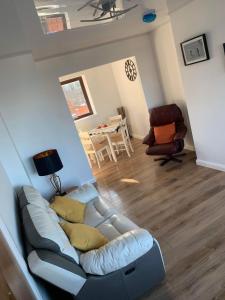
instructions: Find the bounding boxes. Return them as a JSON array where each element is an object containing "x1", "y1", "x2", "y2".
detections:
[{"x1": 154, "y1": 153, "x2": 186, "y2": 166}]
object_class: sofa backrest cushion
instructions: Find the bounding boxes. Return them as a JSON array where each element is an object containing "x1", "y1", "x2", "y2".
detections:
[
  {"x1": 18, "y1": 186, "x2": 49, "y2": 209},
  {"x1": 66, "y1": 184, "x2": 99, "y2": 204},
  {"x1": 22, "y1": 203, "x2": 79, "y2": 264}
]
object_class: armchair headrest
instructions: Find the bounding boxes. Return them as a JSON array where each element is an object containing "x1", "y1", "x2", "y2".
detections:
[{"x1": 150, "y1": 104, "x2": 184, "y2": 127}]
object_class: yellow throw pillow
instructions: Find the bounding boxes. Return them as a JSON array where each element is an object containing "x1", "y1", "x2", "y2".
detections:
[
  {"x1": 60, "y1": 222, "x2": 108, "y2": 251},
  {"x1": 50, "y1": 196, "x2": 86, "y2": 223}
]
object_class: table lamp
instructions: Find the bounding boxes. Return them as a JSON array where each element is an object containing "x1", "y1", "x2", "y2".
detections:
[{"x1": 33, "y1": 149, "x2": 65, "y2": 195}]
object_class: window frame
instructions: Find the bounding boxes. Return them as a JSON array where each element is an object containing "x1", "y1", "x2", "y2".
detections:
[
  {"x1": 39, "y1": 13, "x2": 68, "y2": 34},
  {"x1": 60, "y1": 76, "x2": 94, "y2": 121}
]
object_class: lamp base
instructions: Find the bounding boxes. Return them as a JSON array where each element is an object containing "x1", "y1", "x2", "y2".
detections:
[{"x1": 50, "y1": 173, "x2": 65, "y2": 196}]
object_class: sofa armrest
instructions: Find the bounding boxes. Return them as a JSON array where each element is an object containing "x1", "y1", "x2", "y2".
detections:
[
  {"x1": 28, "y1": 250, "x2": 87, "y2": 295},
  {"x1": 143, "y1": 128, "x2": 155, "y2": 146},
  {"x1": 80, "y1": 229, "x2": 153, "y2": 275},
  {"x1": 174, "y1": 123, "x2": 187, "y2": 140}
]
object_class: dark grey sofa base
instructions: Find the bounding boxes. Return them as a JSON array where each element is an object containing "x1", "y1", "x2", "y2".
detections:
[{"x1": 75, "y1": 241, "x2": 165, "y2": 300}]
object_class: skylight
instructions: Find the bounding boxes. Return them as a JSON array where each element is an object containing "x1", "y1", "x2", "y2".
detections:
[{"x1": 33, "y1": 0, "x2": 124, "y2": 34}]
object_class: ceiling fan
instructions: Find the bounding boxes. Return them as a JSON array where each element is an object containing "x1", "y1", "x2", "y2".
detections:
[{"x1": 77, "y1": 0, "x2": 138, "y2": 23}]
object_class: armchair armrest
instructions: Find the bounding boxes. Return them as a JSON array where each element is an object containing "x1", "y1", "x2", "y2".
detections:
[
  {"x1": 174, "y1": 123, "x2": 187, "y2": 141},
  {"x1": 28, "y1": 250, "x2": 86, "y2": 295},
  {"x1": 80, "y1": 229, "x2": 153, "y2": 275},
  {"x1": 143, "y1": 128, "x2": 155, "y2": 146}
]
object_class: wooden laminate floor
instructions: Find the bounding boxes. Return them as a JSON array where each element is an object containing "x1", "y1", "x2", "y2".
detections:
[{"x1": 93, "y1": 139, "x2": 225, "y2": 300}]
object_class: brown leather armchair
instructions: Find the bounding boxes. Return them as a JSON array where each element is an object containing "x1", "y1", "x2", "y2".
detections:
[{"x1": 143, "y1": 104, "x2": 187, "y2": 166}]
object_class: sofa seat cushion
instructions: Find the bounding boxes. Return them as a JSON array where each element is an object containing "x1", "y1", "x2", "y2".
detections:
[
  {"x1": 96, "y1": 214, "x2": 139, "y2": 241},
  {"x1": 81, "y1": 197, "x2": 115, "y2": 227},
  {"x1": 80, "y1": 228, "x2": 153, "y2": 275},
  {"x1": 22, "y1": 204, "x2": 79, "y2": 263}
]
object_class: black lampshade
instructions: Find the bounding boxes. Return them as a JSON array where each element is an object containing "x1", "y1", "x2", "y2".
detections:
[{"x1": 33, "y1": 149, "x2": 63, "y2": 176}]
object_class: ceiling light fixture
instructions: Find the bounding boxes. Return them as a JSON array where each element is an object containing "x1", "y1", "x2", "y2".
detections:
[
  {"x1": 78, "y1": 0, "x2": 138, "y2": 23},
  {"x1": 36, "y1": 5, "x2": 66, "y2": 11},
  {"x1": 143, "y1": 9, "x2": 157, "y2": 23}
]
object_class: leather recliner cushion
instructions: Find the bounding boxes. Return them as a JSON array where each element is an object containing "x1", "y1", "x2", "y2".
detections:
[
  {"x1": 146, "y1": 142, "x2": 180, "y2": 156},
  {"x1": 150, "y1": 104, "x2": 184, "y2": 127}
]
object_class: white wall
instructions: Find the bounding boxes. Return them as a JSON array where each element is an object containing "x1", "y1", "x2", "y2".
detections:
[
  {"x1": 0, "y1": 113, "x2": 31, "y2": 188},
  {"x1": 60, "y1": 56, "x2": 154, "y2": 139},
  {"x1": 0, "y1": 1, "x2": 171, "y2": 299},
  {"x1": 36, "y1": 34, "x2": 165, "y2": 111},
  {"x1": 169, "y1": 0, "x2": 225, "y2": 169},
  {"x1": 0, "y1": 2, "x2": 167, "y2": 296},
  {"x1": 150, "y1": 22, "x2": 194, "y2": 148},
  {"x1": 60, "y1": 64, "x2": 122, "y2": 132},
  {"x1": 0, "y1": 1, "x2": 93, "y2": 297},
  {"x1": 14, "y1": 0, "x2": 170, "y2": 61},
  {"x1": 112, "y1": 57, "x2": 150, "y2": 139},
  {"x1": 0, "y1": 0, "x2": 95, "y2": 196},
  {"x1": 0, "y1": 2, "x2": 94, "y2": 297},
  {"x1": 167, "y1": 0, "x2": 195, "y2": 13},
  {"x1": 0, "y1": 161, "x2": 42, "y2": 299},
  {"x1": 0, "y1": 0, "x2": 29, "y2": 59},
  {"x1": 0, "y1": 53, "x2": 93, "y2": 198}
]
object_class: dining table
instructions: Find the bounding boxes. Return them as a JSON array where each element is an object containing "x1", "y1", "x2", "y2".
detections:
[{"x1": 89, "y1": 123, "x2": 120, "y2": 162}]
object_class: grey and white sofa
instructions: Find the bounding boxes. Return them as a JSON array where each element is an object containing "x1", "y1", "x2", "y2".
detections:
[{"x1": 18, "y1": 184, "x2": 165, "y2": 300}]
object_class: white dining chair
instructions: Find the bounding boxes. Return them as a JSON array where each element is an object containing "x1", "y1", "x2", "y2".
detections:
[
  {"x1": 110, "y1": 118, "x2": 134, "y2": 157},
  {"x1": 79, "y1": 131, "x2": 112, "y2": 168},
  {"x1": 108, "y1": 114, "x2": 122, "y2": 125},
  {"x1": 123, "y1": 118, "x2": 134, "y2": 153}
]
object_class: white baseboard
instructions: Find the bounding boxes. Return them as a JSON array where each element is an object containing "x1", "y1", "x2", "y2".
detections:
[
  {"x1": 132, "y1": 134, "x2": 145, "y2": 140},
  {"x1": 184, "y1": 144, "x2": 195, "y2": 151},
  {"x1": 196, "y1": 159, "x2": 225, "y2": 172}
]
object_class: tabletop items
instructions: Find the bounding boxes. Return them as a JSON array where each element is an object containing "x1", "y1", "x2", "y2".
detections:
[{"x1": 79, "y1": 115, "x2": 134, "y2": 168}]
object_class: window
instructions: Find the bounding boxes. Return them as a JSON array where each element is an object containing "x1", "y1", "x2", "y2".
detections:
[
  {"x1": 61, "y1": 77, "x2": 94, "y2": 120},
  {"x1": 40, "y1": 13, "x2": 68, "y2": 34}
]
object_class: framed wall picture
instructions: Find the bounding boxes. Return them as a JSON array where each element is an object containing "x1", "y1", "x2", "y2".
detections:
[{"x1": 180, "y1": 34, "x2": 210, "y2": 66}]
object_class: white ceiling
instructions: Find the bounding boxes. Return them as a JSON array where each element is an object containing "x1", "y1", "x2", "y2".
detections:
[
  {"x1": 14, "y1": 0, "x2": 192, "y2": 60},
  {"x1": 34, "y1": 0, "x2": 126, "y2": 30},
  {"x1": 33, "y1": 0, "x2": 169, "y2": 32},
  {"x1": 167, "y1": 0, "x2": 194, "y2": 13}
]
